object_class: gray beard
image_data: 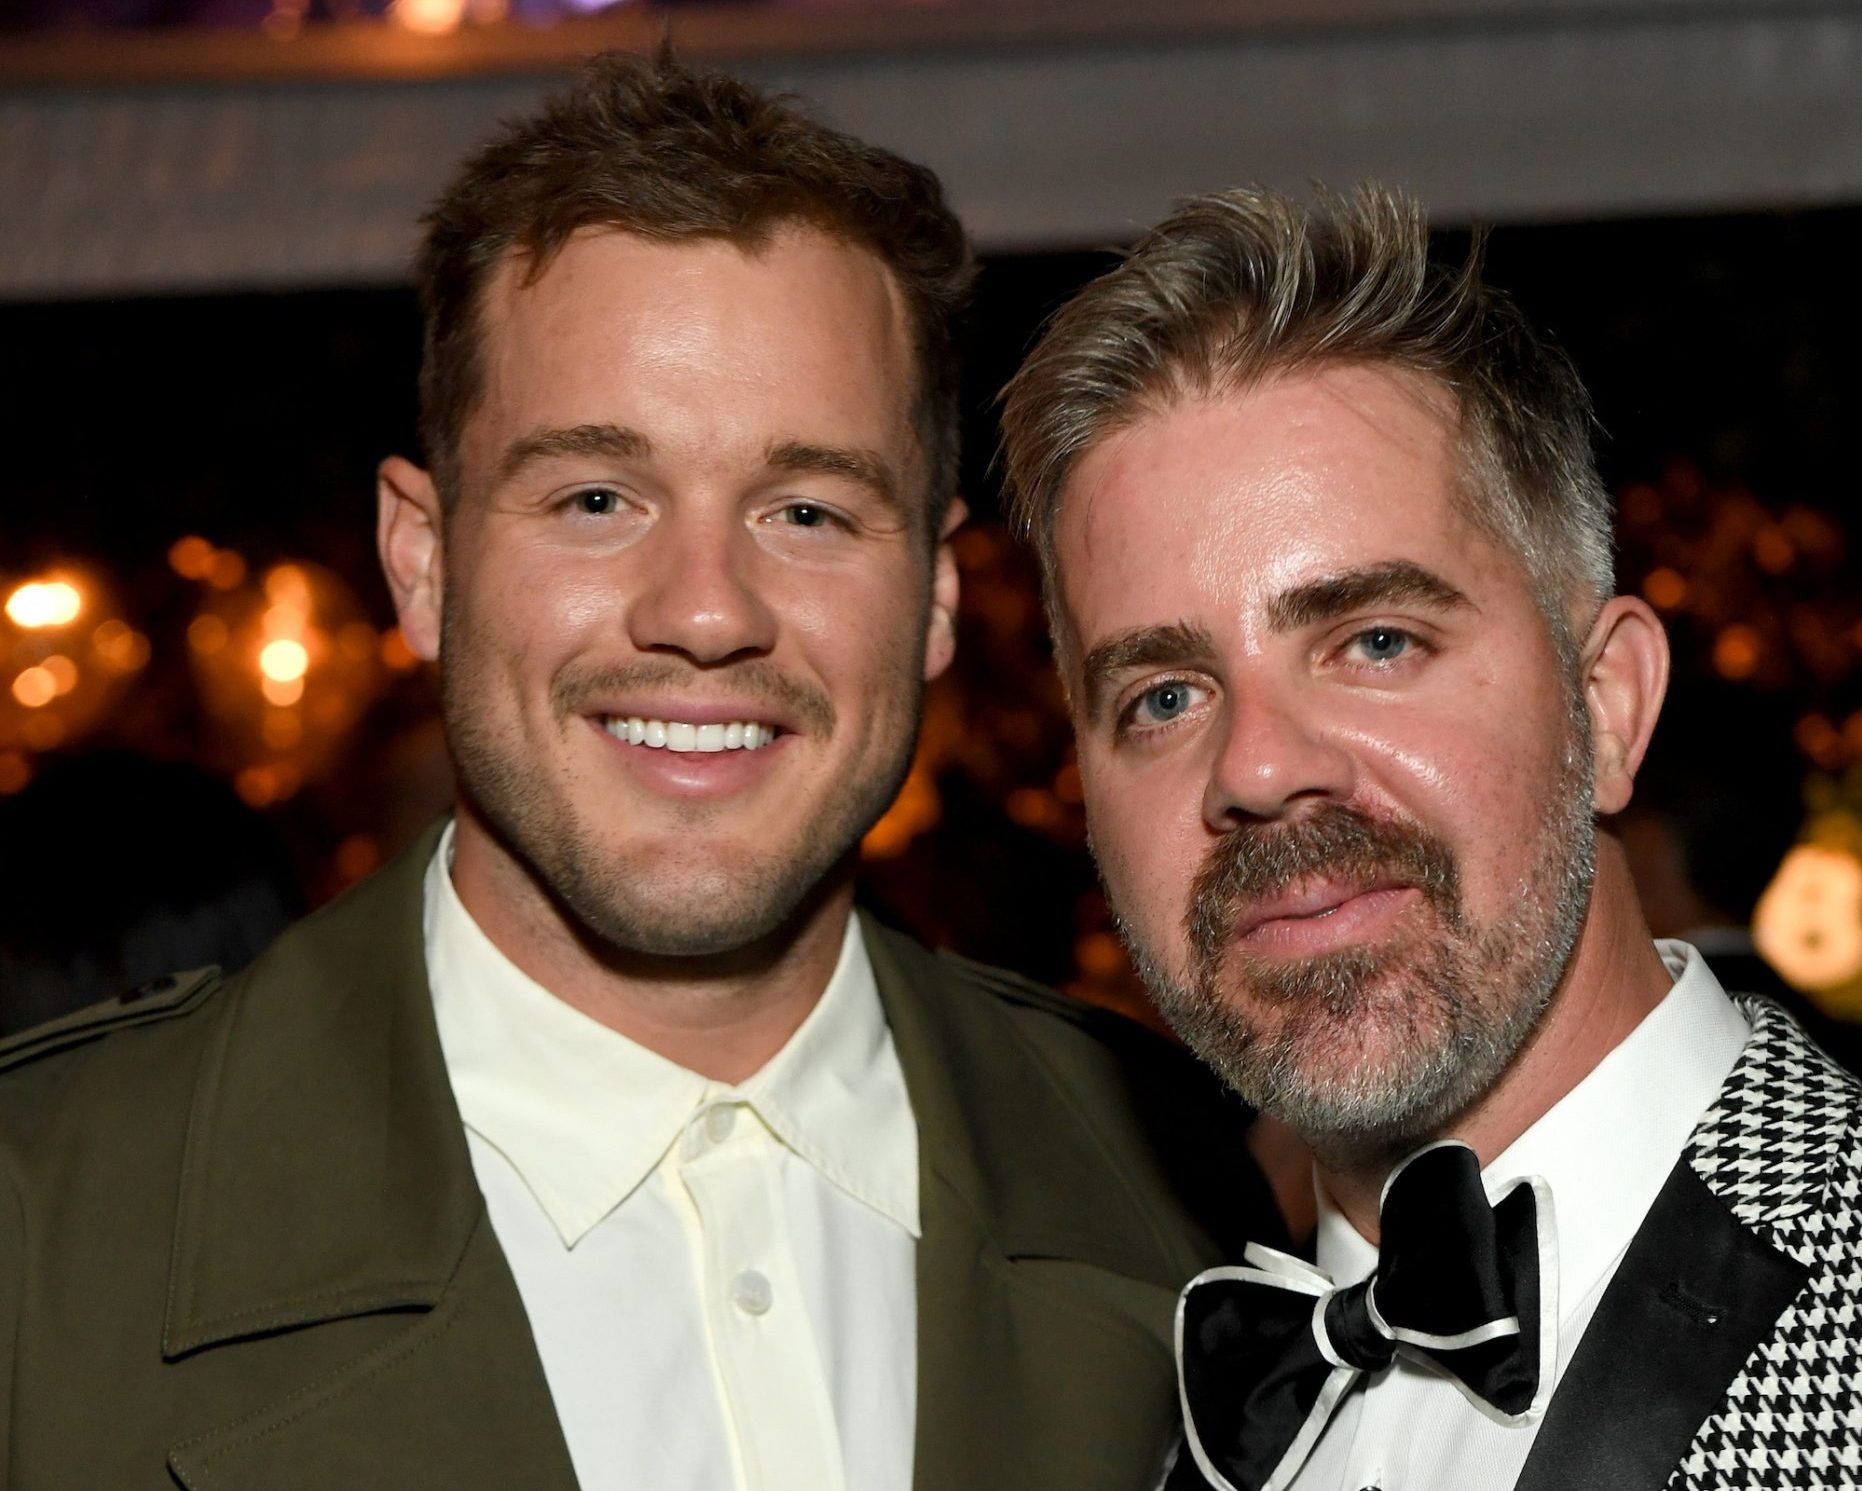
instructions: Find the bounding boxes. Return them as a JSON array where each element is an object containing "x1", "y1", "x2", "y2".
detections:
[{"x1": 1119, "y1": 714, "x2": 1596, "y2": 1162}]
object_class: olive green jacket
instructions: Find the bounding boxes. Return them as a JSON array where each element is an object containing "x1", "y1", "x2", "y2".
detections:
[{"x1": 0, "y1": 827, "x2": 1276, "y2": 1489}]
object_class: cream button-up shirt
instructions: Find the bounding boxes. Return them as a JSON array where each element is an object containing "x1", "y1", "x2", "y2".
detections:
[
  {"x1": 1292, "y1": 941, "x2": 1750, "y2": 1491},
  {"x1": 423, "y1": 829, "x2": 919, "y2": 1491}
]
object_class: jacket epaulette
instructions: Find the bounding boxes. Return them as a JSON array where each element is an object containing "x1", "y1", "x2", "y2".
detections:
[{"x1": 0, "y1": 966, "x2": 223, "y2": 1075}]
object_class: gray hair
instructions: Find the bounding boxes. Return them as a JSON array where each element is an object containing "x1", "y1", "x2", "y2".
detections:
[{"x1": 999, "y1": 184, "x2": 1614, "y2": 645}]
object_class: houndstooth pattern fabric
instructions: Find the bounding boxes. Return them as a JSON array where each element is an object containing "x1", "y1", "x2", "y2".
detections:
[{"x1": 1672, "y1": 996, "x2": 1862, "y2": 1489}]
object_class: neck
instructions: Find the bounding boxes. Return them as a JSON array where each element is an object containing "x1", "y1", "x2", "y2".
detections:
[
  {"x1": 1318, "y1": 843, "x2": 1673, "y2": 1240},
  {"x1": 447, "y1": 809, "x2": 854, "y2": 1085}
]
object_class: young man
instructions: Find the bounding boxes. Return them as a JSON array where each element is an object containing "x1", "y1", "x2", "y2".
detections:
[
  {"x1": 1001, "y1": 185, "x2": 1862, "y2": 1490},
  {"x1": 0, "y1": 56, "x2": 1278, "y2": 1490}
]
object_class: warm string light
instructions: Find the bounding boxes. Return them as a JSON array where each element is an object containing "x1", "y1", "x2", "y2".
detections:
[
  {"x1": 184, "y1": 554, "x2": 391, "y2": 807},
  {"x1": 1, "y1": 568, "x2": 148, "y2": 776}
]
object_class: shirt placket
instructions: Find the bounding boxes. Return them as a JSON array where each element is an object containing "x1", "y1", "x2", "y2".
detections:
[{"x1": 677, "y1": 1097, "x2": 847, "y2": 1491}]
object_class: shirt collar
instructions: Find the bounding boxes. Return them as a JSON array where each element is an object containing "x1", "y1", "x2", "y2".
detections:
[
  {"x1": 1317, "y1": 939, "x2": 1750, "y2": 1316},
  {"x1": 423, "y1": 823, "x2": 918, "y2": 1247}
]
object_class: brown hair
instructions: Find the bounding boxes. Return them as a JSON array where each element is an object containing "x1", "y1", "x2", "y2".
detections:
[
  {"x1": 416, "y1": 50, "x2": 974, "y2": 528},
  {"x1": 1000, "y1": 184, "x2": 1613, "y2": 635}
]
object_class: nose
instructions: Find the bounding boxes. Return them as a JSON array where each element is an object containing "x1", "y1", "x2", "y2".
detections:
[
  {"x1": 626, "y1": 510, "x2": 778, "y2": 665},
  {"x1": 1200, "y1": 686, "x2": 1356, "y2": 831}
]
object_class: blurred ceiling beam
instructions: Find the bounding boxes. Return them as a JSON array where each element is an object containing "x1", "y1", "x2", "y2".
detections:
[{"x1": 2, "y1": 0, "x2": 1859, "y2": 298}]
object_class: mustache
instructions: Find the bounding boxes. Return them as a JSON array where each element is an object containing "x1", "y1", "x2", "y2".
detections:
[
  {"x1": 1186, "y1": 803, "x2": 1461, "y2": 970},
  {"x1": 549, "y1": 657, "x2": 836, "y2": 736}
]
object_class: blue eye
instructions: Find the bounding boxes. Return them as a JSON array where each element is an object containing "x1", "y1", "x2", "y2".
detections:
[
  {"x1": 1355, "y1": 627, "x2": 1410, "y2": 662},
  {"x1": 1135, "y1": 681, "x2": 1196, "y2": 724}
]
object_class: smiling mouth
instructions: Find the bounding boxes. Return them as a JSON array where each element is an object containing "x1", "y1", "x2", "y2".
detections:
[{"x1": 600, "y1": 716, "x2": 778, "y2": 753}]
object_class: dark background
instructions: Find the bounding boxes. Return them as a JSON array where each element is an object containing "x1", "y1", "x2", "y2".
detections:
[{"x1": 4, "y1": 204, "x2": 1861, "y2": 1012}]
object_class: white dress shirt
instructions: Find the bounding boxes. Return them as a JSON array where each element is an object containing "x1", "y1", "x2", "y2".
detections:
[
  {"x1": 423, "y1": 828, "x2": 919, "y2": 1491},
  {"x1": 1293, "y1": 941, "x2": 1750, "y2": 1491}
]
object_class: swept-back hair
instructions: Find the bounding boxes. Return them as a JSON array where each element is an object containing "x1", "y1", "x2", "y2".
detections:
[{"x1": 1000, "y1": 184, "x2": 1613, "y2": 635}]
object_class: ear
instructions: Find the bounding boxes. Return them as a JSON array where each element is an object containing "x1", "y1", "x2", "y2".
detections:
[
  {"x1": 377, "y1": 455, "x2": 446, "y2": 662},
  {"x1": 1577, "y1": 594, "x2": 1670, "y2": 815},
  {"x1": 923, "y1": 496, "x2": 966, "y2": 682}
]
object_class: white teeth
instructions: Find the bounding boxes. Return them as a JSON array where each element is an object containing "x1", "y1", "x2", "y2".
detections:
[{"x1": 603, "y1": 717, "x2": 775, "y2": 752}]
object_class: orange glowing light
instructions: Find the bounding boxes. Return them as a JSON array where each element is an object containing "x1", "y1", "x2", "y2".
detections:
[
  {"x1": 259, "y1": 637, "x2": 310, "y2": 683},
  {"x1": 262, "y1": 604, "x2": 307, "y2": 642},
  {"x1": 0, "y1": 753, "x2": 28, "y2": 795},
  {"x1": 1641, "y1": 568, "x2": 1687, "y2": 611},
  {"x1": 335, "y1": 834, "x2": 382, "y2": 883},
  {"x1": 206, "y1": 550, "x2": 247, "y2": 591},
  {"x1": 20, "y1": 713, "x2": 63, "y2": 751},
  {"x1": 390, "y1": 0, "x2": 466, "y2": 34},
  {"x1": 261, "y1": 674, "x2": 306, "y2": 708},
  {"x1": 40, "y1": 655, "x2": 77, "y2": 696},
  {"x1": 1712, "y1": 624, "x2": 1763, "y2": 680},
  {"x1": 339, "y1": 622, "x2": 377, "y2": 663},
  {"x1": 264, "y1": 565, "x2": 311, "y2": 608},
  {"x1": 188, "y1": 615, "x2": 229, "y2": 655},
  {"x1": 1754, "y1": 844, "x2": 1862, "y2": 991},
  {"x1": 1005, "y1": 786, "x2": 1064, "y2": 831},
  {"x1": 380, "y1": 628, "x2": 420, "y2": 671},
  {"x1": 1752, "y1": 525, "x2": 1795, "y2": 574},
  {"x1": 1796, "y1": 714, "x2": 1843, "y2": 770},
  {"x1": 92, "y1": 619, "x2": 149, "y2": 671},
  {"x1": 1074, "y1": 931, "x2": 1129, "y2": 978},
  {"x1": 262, "y1": 708, "x2": 304, "y2": 749},
  {"x1": 1054, "y1": 759, "x2": 1084, "y2": 804},
  {"x1": 5, "y1": 580, "x2": 83, "y2": 630},
  {"x1": 168, "y1": 535, "x2": 215, "y2": 580},
  {"x1": 11, "y1": 667, "x2": 57, "y2": 709}
]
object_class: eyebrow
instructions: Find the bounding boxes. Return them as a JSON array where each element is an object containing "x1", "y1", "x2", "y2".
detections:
[
  {"x1": 1265, "y1": 560, "x2": 1474, "y2": 633},
  {"x1": 1079, "y1": 621, "x2": 1217, "y2": 722},
  {"x1": 765, "y1": 440, "x2": 904, "y2": 515},
  {"x1": 495, "y1": 423, "x2": 650, "y2": 488}
]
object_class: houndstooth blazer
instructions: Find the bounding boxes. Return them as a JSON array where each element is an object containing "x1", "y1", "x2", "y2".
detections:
[{"x1": 1512, "y1": 995, "x2": 1862, "y2": 1491}]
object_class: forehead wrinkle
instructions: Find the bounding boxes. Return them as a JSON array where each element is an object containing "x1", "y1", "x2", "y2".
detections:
[
  {"x1": 1079, "y1": 621, "x2": 1217, "y2": 720},
  {"x1": 1265, "y1": 559, "x2": 1474, "y2": 634}
]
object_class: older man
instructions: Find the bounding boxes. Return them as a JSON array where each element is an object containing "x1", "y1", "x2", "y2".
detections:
[
  {"x1": 0, "y1": 55, "x2": 1279, "y2": 1490},
  {"x1": 1001, "y1": 185, "x2": 1862, "y2": 1490}
]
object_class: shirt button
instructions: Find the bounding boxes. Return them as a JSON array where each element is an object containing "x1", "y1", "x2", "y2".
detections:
[
  {"x1": 731, "y1": 1269, "x2": 773, "y2": 1316},
  {"x1": 704, "y1": 1105, "x2": 737, "y2": 1144}
]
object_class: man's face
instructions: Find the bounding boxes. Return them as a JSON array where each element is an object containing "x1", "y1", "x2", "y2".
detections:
[
  {"x1": 1054, "y1": 364, "x2": 1596, "y2": 1151},
  {"x1": 393, "y1": 225, "x2": 955, "y2": 957}
]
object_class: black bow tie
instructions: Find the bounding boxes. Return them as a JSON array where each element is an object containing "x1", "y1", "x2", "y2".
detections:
[{"x1": 1165, "y1": 1141, "x2": 1553, "y2": 1491}]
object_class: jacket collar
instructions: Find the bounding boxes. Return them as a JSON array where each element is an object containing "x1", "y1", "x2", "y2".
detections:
[
  {"x1": 164, "y1": 820, "x2": 475, "y2": 1357},
  {"x1": 862, "y1": 911, "x2": 1218, "y2": 1282}
]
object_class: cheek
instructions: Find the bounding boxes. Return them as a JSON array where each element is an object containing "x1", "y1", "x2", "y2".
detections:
[{"x1": 1079, "y1": 751, "x2": 1200, "y2": 916}]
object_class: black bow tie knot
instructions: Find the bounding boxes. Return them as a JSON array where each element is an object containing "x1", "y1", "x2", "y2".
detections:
[{"x1": 1166, "y1": 1141, "x2": 1554, "y2": 1491}]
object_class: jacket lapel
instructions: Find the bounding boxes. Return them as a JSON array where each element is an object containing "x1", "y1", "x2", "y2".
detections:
[
  {"x1": 169, "y1": 1213, "x2": 579, "y2": 1489},
  {"x1": 162, "y1": 824, "x2": 578, "y2": 1489},
  {"x1": 865, "y1": 919, "x2": 1206, "y2": 1491},
  {"x1": 1512, "y1": 1161, "x2": 1806, "y2": 1491},
  {"x1": 1517, "y1": 995, "x2": 1847, "y2": 1491}
]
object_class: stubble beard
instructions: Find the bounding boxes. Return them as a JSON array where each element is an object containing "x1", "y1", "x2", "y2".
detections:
[
  {"x1": 1118, "y1": 711, "x2": 1596, "y2": 1162},
  {"x1": 440, "y1": 604, "x2": 924, "y2": 961}
]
